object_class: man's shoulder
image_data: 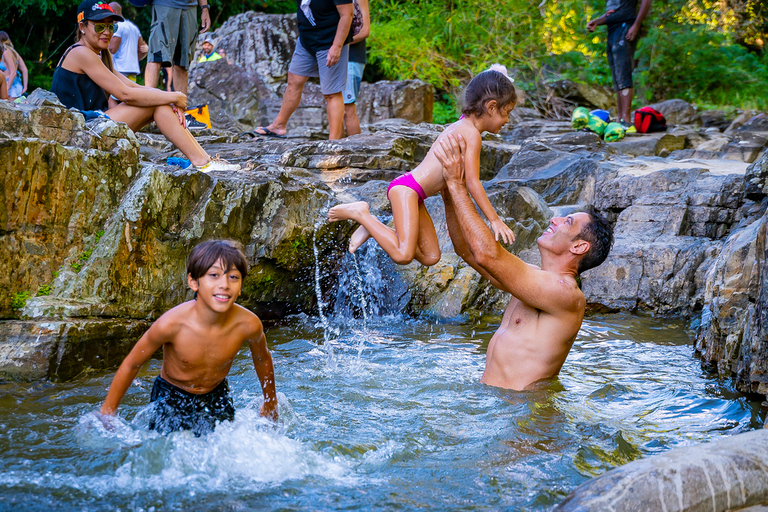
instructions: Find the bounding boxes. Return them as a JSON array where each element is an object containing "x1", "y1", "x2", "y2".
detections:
[{"x1": 537, "y1": 269, "x2": 586, "y2": 313}]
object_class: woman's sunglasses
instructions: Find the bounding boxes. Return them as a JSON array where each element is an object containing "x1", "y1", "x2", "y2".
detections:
[{"x1": 91, "y1": 21, "x2": 117, "y2": 33}]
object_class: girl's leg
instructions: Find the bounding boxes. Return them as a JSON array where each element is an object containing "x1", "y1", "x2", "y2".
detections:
[
  {"x1": 106, "y1": 104, "x2": 210, "y2": 166},
  {"x1": 328, "y1": 186, "x2": 421, "y2": 265},
  {"x1": 413, "y1": 202, "x2": 440, "y2": 266}
]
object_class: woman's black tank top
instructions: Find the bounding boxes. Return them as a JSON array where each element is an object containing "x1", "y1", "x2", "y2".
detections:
[{"x1": 51, "y1": 45, "x2": 109, "y2": 112}]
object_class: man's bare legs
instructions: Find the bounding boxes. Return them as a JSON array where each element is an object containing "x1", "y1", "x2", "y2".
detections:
[
  {"x1": 254, "y1": 72, "x2": 309, "y2": 136},
  {"x1": 617, "y1": 87, "x2": 633, "y2": 123},
  {"x1": 172, "y1": 65, "x2": 189, "y2": 95},
  {"x1": 145, "y1": 62, "x2": 161, "y2": 89},
  {"x1": 325, "y1": 92, "x2": 345, "y2": 140},
  {"x1": 344, "y1": 103, "x2": 361, "y2": 136},
  {"x1": 328, "y1": 188, "x2": 440, "y2": 266}
]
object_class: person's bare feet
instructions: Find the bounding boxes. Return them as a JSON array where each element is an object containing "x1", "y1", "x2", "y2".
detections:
[
  {"x1": 328, "y1": 201, "x2": 370, "y2": 222},
  {"x1": 348, "y1": 225, "x2": 371, "y2": 253}
]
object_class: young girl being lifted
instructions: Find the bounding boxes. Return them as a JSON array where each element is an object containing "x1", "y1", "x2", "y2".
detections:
[{"x1": 328, "y1": 65, "x2": 517, "y2": 266}]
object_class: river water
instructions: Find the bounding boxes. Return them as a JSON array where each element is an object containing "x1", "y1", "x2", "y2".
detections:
[{"x1": 0, "y1": 310, "x2": 764, "y2": 511}]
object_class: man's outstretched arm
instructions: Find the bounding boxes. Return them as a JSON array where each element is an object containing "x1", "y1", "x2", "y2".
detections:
[
  {"x1": 441, "y1": 186, "x2": 511, "y2": 293},
  {"x1": 435, "y1": 135, "x2": 574, "y2": 314}
]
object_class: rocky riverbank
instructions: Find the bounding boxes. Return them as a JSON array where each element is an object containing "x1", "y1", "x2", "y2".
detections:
[{"x1": 1, "y1": 12, "x2": 767, "y2": 401}]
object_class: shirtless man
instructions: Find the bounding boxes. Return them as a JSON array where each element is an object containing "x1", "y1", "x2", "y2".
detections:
[{"x1": 434, "y1": 134, "x2": 614, "y2": 390}]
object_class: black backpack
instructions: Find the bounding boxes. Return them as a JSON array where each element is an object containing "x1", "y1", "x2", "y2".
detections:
[{"x1": 634, "y1": 107, "x2": 667, "y2": 133}]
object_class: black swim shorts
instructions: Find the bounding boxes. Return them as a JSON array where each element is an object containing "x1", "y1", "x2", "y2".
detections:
[
  {"x1": 149, "y1": 375, "x2": 235, "y2": 436},
  {"x1": 606, "y1": 22, "x2": 637, "y2": 91}
]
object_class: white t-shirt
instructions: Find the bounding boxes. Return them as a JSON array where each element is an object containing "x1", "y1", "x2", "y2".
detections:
[{"x1": 112, "y1": 20, "x2": 142, "y2": 74}]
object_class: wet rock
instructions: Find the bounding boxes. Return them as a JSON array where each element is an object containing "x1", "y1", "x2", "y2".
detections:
[
  {"x1": 745, "y1": 151, "x2": 768, "y2": 200},
  {"x1": 696, "y1": 210, "x2": 768, "y2": 395},
  {"x1": 556, "y1": 428, "x2": 768, "y2": 512},
  {"x1": 648, "y1": 99, "x2": 698, "y2": 125}
]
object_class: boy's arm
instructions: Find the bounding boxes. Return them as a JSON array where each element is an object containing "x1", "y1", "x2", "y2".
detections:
[
  {"x1": 247, "y1": 319, "x2": 278, "y2": 421},
  {"x1": 462, "y1": 131, "x2": 516, "y2": 245},
  {"x1": 99, "y1": 320, "x2": 171, "y2": 415}
]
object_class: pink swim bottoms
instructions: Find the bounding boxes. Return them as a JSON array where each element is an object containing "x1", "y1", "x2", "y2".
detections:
[{"x1": 387, "y1": 173, "x2": 428, "y2": 203}]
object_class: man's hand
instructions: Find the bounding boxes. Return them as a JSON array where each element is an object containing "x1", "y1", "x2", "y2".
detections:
[
  {"x1": 586, "y1": 19, "x2": 598, "y2": 32},
  {"x1": 626, "y1": 22, "x2": 640, "y2": 40},
  {"x1": 491, "y1": 219, "x2": 516, "y2": 244},
  {"x1": 434, "y1": 133, "x2": 467, "y2": 185},
  {"x1": 200, "y1": 8, "x2": 211, "y2": 33},
  {"x1": 326, "y1": 44, "x2": 342, "y2": 67}
]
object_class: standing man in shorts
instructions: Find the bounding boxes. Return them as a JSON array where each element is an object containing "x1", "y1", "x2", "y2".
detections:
[
  {"x1": 343, "y1": 0, "x2": 369, "y2": 136},
  {"x1": 144, "y1": 0, "x2": 210, "y2": 97},
  {"x1": 252, "y1": 0, "x2": 354, "y2": 140},
  {"x1": 587, "y1": 0, "x2": 651, "y2": 128}
]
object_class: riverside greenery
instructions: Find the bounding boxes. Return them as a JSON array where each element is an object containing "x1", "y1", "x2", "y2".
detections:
[{"x1": 3, "y1": 0, "x2": 766, "y2": 113}]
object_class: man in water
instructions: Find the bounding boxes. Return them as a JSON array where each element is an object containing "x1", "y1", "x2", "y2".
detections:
[{"x1": 433, "y1": 134, "x2": 614, "y2": 390}]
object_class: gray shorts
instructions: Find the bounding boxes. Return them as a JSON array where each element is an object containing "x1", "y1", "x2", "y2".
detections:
[
  {"x1": 344, "y1": 61, "x2": 365, "y2": 104},
  {"x1": 288, "y1": 38, "x2": 349, "y2": 96},
  {"x1": 149, "y1": 5, "x2": 197, "y2": 69}
]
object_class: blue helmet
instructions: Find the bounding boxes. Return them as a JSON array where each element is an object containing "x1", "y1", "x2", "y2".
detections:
[{"x1": 128, "y1": 0, "x2": 152, "y2": 6}]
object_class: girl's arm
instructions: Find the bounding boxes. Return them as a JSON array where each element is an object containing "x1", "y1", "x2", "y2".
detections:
[{"x1": 463, "y1": 132, "x2": 516, "y2": 244}]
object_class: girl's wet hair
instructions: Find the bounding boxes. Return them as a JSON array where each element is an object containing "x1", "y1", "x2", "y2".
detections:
[
  {"x1": 187, "y1": 239, "x2": 248, "y2": 280},
  {"x1": 461, "y1": 65, "x2": 517, "y2": 118}
]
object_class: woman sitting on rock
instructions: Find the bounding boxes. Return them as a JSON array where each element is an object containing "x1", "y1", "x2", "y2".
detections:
[
  {"x1": 51, "y1": 0, "x2": 238, "y2": 172},
  {"x1": 0, "y1": 32, "x2": 28, "y2": 100}
]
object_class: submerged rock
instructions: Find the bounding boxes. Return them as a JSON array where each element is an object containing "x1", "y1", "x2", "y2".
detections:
[{"x1": 556, "y1": 428, "x2": 768, "y2": 512}]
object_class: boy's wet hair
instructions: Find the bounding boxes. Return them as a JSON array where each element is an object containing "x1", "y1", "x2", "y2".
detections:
[
  {"x1": 187, "y1": 239, "x2": 248, "y2": 280},
  {"x1": 462, "y1": 65, "x2": 517, "y2": 118},
  {"x1": 574, "y1": 207, "x2": 614, "y2": 274}
]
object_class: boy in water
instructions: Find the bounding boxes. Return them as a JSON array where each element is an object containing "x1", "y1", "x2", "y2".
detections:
[{"x1": 99, "y1": 240, "x2": 278, "y2": 435}]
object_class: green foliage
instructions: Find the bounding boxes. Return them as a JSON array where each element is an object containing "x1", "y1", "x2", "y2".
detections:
[
  {"x1": 635, "y1": 23, "x2": 768, "y2": 109},
  {"x1": 36, "y1": 284, "x2": 52, "y2": 296},
  {"x1": 95, "y1": 230, "x2": 105, "y2": 244},
  {"x1": 71, "y1": 247, "x2": 93, "y2": 272},
  {"x1": 11, "y1": 291, "x2": 29, "y2": 310},
  {"x1": 433, "y1": 94, "x2": 460, "y2": 125}
]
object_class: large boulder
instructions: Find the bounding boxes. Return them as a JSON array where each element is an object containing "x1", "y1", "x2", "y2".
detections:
[
  {"x1": 695, "y1": 208, "x2": 768, "y2": 395},
  {"x1": 648, "y1": 99, "x2": 698, "y2": 125},
  {"x1": 556, "y1": 428, "x2": 768, "y2": 512}
]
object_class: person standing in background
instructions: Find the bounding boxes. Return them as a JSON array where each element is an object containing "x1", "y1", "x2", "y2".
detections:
[
  {"x1": 143, "y1": 0, "x2": 209, "y2": 97},
  {"x1": 251, "y1": 0, "x2": 354, "y2": 140},
  {"x1": 108, "y1": 2, "x2": 148, "y2": 82},
  {"x1": 108, "y1": 2, "x2": 148, "y2": 108},
  {"x1": 343, "y1": 0, "x2": 369, "y2": 136},
  {"x1": 587, "y1": 0, "x2": 652, "y2": 128}
]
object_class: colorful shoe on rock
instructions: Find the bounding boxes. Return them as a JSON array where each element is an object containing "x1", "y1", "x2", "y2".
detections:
[
  {"x1": 620, "y1": 121, "x2": 637, "y2": 134},
  {"x1": 197, "y1": 156, "x2": 241, "y2": 173}
]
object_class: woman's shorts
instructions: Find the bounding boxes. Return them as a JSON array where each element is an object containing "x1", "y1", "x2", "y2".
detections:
[{"x1": 344, "y1": 61, "x2": 365, "y2": 105}]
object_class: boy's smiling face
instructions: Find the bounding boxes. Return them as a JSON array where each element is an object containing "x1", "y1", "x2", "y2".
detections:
[{"x1": 188, "y1": 258, "x2": 242, "y2": 313}]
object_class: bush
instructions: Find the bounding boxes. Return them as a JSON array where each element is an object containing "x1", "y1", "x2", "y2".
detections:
[{"x1": 635, "y1": 24, "x2": 768, "y2": 109}]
